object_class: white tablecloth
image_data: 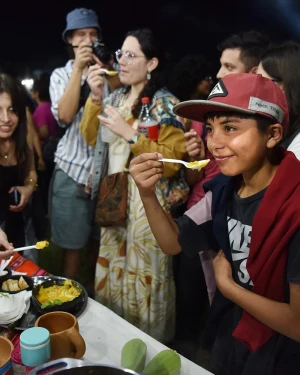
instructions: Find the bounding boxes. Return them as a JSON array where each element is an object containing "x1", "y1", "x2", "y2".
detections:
[{"x1": 78, "y1": 298, "x2": 212, "y2": 374}]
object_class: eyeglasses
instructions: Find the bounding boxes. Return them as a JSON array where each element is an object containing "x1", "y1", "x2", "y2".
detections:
[{"x1": 115, "y1": 49, "x2": 145, "y2": 65}]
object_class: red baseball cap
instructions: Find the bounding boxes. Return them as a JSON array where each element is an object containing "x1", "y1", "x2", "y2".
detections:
[{"x1": 173, "y1": 73, "x2": 289, "y2": 133}]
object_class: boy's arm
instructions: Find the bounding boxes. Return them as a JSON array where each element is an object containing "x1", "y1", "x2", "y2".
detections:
[
  {"x1": 214, "y1": 251, "x2": 300, "y2": 342},
  {"x1": 130, "y1": 152, "x2": 182, "y2": 255}
]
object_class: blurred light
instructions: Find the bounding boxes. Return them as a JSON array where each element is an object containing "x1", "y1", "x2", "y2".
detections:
[{"x1": 21, "y1": 78, "x2": 34, "y2": 90}]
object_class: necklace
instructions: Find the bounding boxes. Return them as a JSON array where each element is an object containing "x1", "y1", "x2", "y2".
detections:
[{"x1": 0, "y1": 141, "x2": 12, "y2": 164}]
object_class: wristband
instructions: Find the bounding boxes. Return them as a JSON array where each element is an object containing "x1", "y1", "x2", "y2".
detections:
[
  {"x1": 128, "y1": 133, "x2": 141, "y2": 145},
  {"x1": 91, "y1": 96, "x2": 102, "y2": 106}
]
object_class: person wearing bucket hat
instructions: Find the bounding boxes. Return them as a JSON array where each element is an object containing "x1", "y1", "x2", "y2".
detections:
[
  {"x1": 129, "y1": 73, "x2": 300, "y2": 374},
  {"x1": 62, "y1": 8, "x2": 101, "y2": 43},
  {"x1": 48, "y1": 8, "x2": 121, "y2": 282}
]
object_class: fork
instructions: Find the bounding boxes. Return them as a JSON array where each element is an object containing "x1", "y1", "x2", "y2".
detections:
[{"x1": 159, "y1": 158, "x2": 209, "y2": 170}]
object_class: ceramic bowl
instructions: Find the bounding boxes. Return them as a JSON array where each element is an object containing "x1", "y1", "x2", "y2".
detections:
[
  {"x1": 0, "y1": 336, "x2": 13, "y2": 370},
  {"x1": 31, "y1": 277, "x2": 84, "y2": 315}
]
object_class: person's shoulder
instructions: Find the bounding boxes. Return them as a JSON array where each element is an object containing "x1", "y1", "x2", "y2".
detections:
[
  {"x1": 51, "y1": 60, "x2": 72, "y2": 78},
  {"x1": 154, "y1": 87, "x2": 178, "y2": 102}
]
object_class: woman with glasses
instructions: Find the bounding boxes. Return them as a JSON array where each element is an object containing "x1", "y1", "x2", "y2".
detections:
[
  {"x1": 80, "y1": 28, "x2": 186, "y2": 343},
  {"x1": 256, "y1": 41, "x2": 300, "y2": 159},
  {"x1": 0, "y1": 74, "x2": 38, "y2": 250}
]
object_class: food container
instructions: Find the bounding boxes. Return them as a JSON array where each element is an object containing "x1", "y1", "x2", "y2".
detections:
[
  {"x1": 31, "y1": 277, "x2": 83, "y2": 315},
  {"x1": 27, "y1": 358, "x2": 143, "y2": 375},
  {"x1": 0, "y1": 336, "x2": 14, "y2": 375},
  {"x1": 0, "y1": 275, "x2": 33, "y2": 294},
  {"x1": 20, "y1": 327, "x2": 51, "y2": 367},
  {"x1": 0, "y1": 268, "x2": 12, "y2": 281}
]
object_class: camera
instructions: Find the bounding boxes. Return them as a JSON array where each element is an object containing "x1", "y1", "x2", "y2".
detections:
[{"x1": 92, "y1": 40, "x2": 112, "y2": 65}]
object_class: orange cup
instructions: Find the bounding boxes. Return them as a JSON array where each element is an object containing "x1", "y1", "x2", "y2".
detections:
[
  {"x1": 34, "y1": 311, "x2": 86, "y2": 360},
  {"x1": 0, "y1": 336, "x2": 13, "y2": 375}
]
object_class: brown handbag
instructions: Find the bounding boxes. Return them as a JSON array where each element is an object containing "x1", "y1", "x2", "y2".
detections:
[{"x1": 95, "y1": 154, "x2": 131, "y2": 227}]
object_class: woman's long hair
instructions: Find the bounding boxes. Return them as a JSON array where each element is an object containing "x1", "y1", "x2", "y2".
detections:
[
  {"x1": 261, "y1": 41, "x2": 300, "y2": 139},
  {"x1": 167, "y1": 54, "x2": 211, "y2": 101},
  {"x1": 0, "y1": 74, "x2": 31, "y2": 180},
  {"x1": 125, "y1": 28, "x2": 167, "y2": 118}
]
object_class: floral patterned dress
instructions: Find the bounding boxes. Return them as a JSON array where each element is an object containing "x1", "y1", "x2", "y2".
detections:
[{"x1": 83, "y1": 90, "x2": 186, "y2": 343}]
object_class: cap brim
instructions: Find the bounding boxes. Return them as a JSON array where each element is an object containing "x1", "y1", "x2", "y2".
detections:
[{"x1": 173, "y1": 100, "x2": 255, "y2": 122}]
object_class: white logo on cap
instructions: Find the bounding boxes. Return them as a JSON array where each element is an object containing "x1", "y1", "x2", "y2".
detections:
[
  {"x1": 248, "y1": 97, "x2": 284, "y2": 123},
  {"x1": 208, "y1": 80, "x2": 228, "y2": 99}
]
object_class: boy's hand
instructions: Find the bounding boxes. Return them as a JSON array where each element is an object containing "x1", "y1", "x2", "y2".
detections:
[
  {"x1": 185, "y1": 130, "x2": 205, "y2": 160},
  {"x1": 129, "y1": 153, "x2": 164, "y2": 198},
  {"x1": 213, "y1": 250, "x2": 235, "y2": 295}
]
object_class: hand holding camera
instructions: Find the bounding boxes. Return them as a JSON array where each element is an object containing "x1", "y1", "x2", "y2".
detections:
[{"x1": 73, "y1": 41, "x2": 95, "y2": 71}]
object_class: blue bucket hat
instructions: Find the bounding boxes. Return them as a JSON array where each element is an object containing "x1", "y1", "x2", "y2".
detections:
[{"x1": 62, "y1": 8, "x2": 101, "y2": 43}]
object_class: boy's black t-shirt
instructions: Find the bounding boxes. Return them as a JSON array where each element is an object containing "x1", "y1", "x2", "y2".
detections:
[
  {"x1": 176, "y1": 187, "x2": 300, "y2": 375},
  {"x1": 212, "y1": 188, "x2": 300, "y2": 375}
]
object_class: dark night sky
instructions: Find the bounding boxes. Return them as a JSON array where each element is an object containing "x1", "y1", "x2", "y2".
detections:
[{"x1": 1, "y1": 0, "x2": 300, "y2": 78}]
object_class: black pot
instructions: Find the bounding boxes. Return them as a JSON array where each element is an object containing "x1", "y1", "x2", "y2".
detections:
[
  {"x1": 28, "y1": 359, "x2": 143, "y2": 375},
  {"x1": 31, "y1": 277, "x2": 84, "y2": 315},
  {"x1": 0, "y1": 274, "x2": 33, "y2": 294}
]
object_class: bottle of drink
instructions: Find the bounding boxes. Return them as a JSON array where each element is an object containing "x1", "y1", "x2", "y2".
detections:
[{"x1": 138, "y1": 97, "x2": 159, "y2": 141}]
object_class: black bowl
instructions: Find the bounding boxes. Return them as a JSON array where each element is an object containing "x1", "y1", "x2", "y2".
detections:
[
  {"x1": 0, "y1": 268, "x2": 12, "y2": 281},
  {"x1": 0, "y1": 275, "x2": 33, "y2": 294},
  {"x1": 31, "y1": 277, "x2": 84, "y2": 315}
]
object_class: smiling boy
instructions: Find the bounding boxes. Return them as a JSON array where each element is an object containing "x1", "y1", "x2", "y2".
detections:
[{"x1": 129, "y1": 73, "x2": 300, "y2": 374}]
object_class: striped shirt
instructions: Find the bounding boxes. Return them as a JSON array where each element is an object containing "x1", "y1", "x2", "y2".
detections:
[{"x1": 49, "y1": 60, "x2": 112, "y2": 184}]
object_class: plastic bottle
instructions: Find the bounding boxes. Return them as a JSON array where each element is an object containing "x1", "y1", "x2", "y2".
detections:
[{"x1": 138, "y1": 97, "x2": 159, "y2": 141}]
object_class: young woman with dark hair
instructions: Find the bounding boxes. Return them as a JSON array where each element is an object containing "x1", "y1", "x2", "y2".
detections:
[
  {"x1": 257, "y1": 41, "x2": 300, "y2": 159},
  {"x1": 79, "y1": 28, "x2": 187, "y2": 343},
  {"x1": 0, "y1": 74, "x2": 37, "y2": 248}
]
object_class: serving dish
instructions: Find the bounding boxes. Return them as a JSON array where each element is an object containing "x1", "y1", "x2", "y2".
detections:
[
  {"x1": 0, "y1": 268, "x2": 12, "y2": 280},
  {"x1": 0, "y1": 275, "x2": 33, "y2": 294},
  {"x1": 32, "y1": 277, "x2": 84, "y2": 314},
  {"x1": 0, "y1": 276, "x2": 88, "y2": 331}
]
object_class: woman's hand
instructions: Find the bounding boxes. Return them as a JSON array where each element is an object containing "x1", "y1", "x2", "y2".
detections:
[
  {"x1": 129, "y1": 153, "x2": 164, "y2": 199},
  {"x1": 0, "y1": 228, "x2": 14, "y2": 259},
  {"x1": 213, "y1": 250, "x2": 235, "y2": 296},
  {"x1": 87, "y1": 64, "x2": 105, "y2": 102},
  {"x1": 98, "y1": 105, "x2": 137, "y2": 141},
  {"x1": 185, "y1": 130, "x2": 205, "y2": 160},
  {"x1": 8, "y1": 185, "x2": 34, "y2": 212},
  {"x1": 37, "y1": 157, "x2": 46, "y2": 171}
]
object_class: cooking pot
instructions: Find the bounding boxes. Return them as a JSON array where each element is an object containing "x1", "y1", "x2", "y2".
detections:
[{"x1": 27, "y1": 358, "x2": 144, "y2": 375}]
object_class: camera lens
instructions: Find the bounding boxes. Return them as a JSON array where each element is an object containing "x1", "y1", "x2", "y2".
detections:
[{"x1": 92, "y1": 40, "x2": 112, "y2": 65}]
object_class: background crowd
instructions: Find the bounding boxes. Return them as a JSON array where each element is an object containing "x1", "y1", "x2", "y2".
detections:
[{"x1": 1, "y1": 5, "x2": 300, "y2": 374}]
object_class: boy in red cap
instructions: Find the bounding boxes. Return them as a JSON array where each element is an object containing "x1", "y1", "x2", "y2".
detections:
[{"x1": 129, "y1": 73, "x2": 300, "y2": 374}]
